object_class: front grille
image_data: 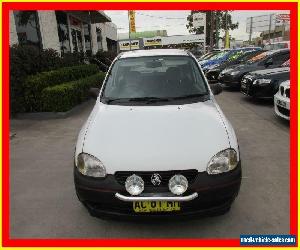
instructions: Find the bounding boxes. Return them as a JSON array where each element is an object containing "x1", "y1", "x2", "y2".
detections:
[
  {"x1": 219, "y1": 73, "x2": 232, "y2": 82},
  {"x1": 277, "y1": 105, "x2": 290, "y2": 117},
  {"x1": 115, "y1": 169, "x2": 198, "y2": 187},
  {"x1": 280, "y1": 86, "x2": 285, "y2": 96},
  {"x1": 285, "y1": 88, "x2": 290, "y2": 98}
]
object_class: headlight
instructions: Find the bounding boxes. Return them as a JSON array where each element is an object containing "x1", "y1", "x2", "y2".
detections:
[
  {"x1": 125, "y1": 174, "x2": 144, "y2": 195},
  {"x1": 220, "y1": 68, "x2": 231, "y2": 74},
  {"x1": 168, "y1": 175, "x2": 188, "y2": 195},
  {"x1": 207, "y1": 149, "x2": 238, "y2": 175},
  {"x1": 253, "y1": 78, "x2": 272, "y2": 85},
  {"x1": 230, "y1": 71, "x2": 240, "y2": 76},
  {"x1": 77, "y1": 153, "x2": 106, "y2": 177}
]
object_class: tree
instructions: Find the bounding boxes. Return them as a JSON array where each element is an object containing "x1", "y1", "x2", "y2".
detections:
[{"x1": 186, "y1": 11, "x2": 239, "y2": 48}]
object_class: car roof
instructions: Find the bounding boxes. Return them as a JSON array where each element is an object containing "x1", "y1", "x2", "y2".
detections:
[
  {"x1": 268, "y1": 48, "x2": 290, "y2": 54},
  {"x1": 118, "y1": 49, "x2": 190, "y2": 59}
]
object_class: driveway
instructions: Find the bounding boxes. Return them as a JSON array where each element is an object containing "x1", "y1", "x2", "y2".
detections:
[{"x1": 10, "y1": 90, "x2": 290, "y2": 238}]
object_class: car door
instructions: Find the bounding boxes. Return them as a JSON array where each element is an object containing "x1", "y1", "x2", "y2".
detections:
[{"x1": 270, "y1": 51, "x2": 290, "y2": 67}]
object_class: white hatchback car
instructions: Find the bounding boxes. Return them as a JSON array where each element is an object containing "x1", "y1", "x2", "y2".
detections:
[
  {"x1": 274, "y1": 80, "x2": 290, "y2": 120},
  {"x1": 74, "y1": 49, "x2": 241, "y2": 218}
]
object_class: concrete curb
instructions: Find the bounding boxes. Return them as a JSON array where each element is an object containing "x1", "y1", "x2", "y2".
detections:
[{"x1": 12, "y1": 100, "x2": 94, "y2": 120}]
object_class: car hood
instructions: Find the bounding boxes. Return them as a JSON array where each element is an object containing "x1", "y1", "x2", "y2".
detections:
[
  {"x1": 247, "y1": 67, "x2": 290, "y2": 77},
  {"x1": 221, "y1": 63, "x2": 260, "y2": 75},
  {"x1": 201, "y1": 59, "x2": 224, "y2": 68},
  {"x1": 82, "y1": 101, "x2": 231, "y2": 173}
]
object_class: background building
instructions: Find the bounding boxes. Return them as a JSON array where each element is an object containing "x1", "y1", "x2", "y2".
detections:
[
  {"x1": 10, "y1": 10, "x2": 117, "y2": 55},
  {"x1": 118, "y1": 34, "x2": 205, "y2": 53},
  {"x1": 118, "y1": 30, "x2": 168, "y2": 40}
]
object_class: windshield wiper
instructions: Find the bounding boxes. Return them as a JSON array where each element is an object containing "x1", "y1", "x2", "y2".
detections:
[
  {"x1": 103, "y1": 97, "x2": 170, "y2": 104},
  {"x1": 171, "y1": 93, "x2": 209, "y2": 100},
  {"x1": 128, "y1": 97, "x2": 170, "y2": 102},
  {"x1": 103, "y1": 97, "x2": 130, "y2": 104}
]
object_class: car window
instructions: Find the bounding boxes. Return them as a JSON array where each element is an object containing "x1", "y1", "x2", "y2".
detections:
[
  {"x1": 246, "y1": 51, "x2": 270, "y2": 64},
  {"x1": 281, "y1": 59, "x2": 290, "y2": 67},
  {"x1": 272, "y1": 52, "x2": 290, "y2": 65},
  {"x1": 209, "y1": 51, "x2": 228, "y2": 60},
  {"x1": 102, "y1": 56, "x2": 208, "y2": 102},
  {"x1": 273, "y1": 43, "x2": 288, "y2": 49},
  {"x1": 240, "y1": 51, "x2": 264, "y2": 63}
]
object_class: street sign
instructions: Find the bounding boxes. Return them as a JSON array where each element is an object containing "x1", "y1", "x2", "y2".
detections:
[
  {"x1": 119, "y1": 40, "x2": 140, "y2": 50},
  {"x1": 276, "y1": 14, "x2": 290, "y2": 21},
  {"x1": 275, "y1": 14, "x2": 290, "y2": 26},
  {"x1": 192, "y1": 13, "x2": 206, "y2": 29},
  {"x1": 128, "y1": 10, "x2": 136, "y2": 33},
  {"x1": 143, "y1": 37, "x2": 162, "y2": 46},
  {"x1": 162, "y1": 34, "x2": 205, "y2": 45}
]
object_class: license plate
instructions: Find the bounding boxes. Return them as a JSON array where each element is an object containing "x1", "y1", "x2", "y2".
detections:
[
  {"x1": 133, "y1": 201, "x2": 181, "y2": 213},
  {"x1": 277, "y1": 100, "x2": 286, "y2": 108}
]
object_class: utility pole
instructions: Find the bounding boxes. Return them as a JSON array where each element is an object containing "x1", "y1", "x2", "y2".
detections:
[
  {"x1": 215, "y1": 12, "x2": 219, "y2": 49},
  {"x1": 210, "y1": 11, "x2": 214, "y2": 50},
  {"x1": 282, "y1": 19, "x2": 285, "y2": 40},
  {"x1": 225, "y1": 10, "x2": 229, "y2": 49},
  {"x1": 249, "y1": 17, "x2": 253, "y2": 45},
  {"x1": 128, "y1": 11, "x2": 132, "y2": 51},
  {"x1": 268, "y1": 14, "x2": 273, "y2": 42}
]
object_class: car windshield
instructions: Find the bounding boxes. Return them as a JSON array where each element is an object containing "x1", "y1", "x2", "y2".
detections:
[
  {"x1": 102, "y1": 56, "x2": 208, "y2": 103},
  {"x1": 209, "y1": 51, "x2": 228, "y2": 60},
  {"x1": 199, "y1": 52, "x2": 214, "y2": 60},
  {"x1": 245, "y1": 51, "x2": 271, "y2": 64},
  {"x1": 228, "y1": 51, "x2": 244, "y2": 61},
  {"x1": 281, "y1": 59, "x2": 290, "y2": 67},
  {"x1": 240, "y1": 51, "x2": 264, "y2": 63}
]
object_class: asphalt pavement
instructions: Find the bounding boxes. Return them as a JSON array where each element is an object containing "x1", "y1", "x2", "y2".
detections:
[{"x1": 10, "y1": 89, "x2": 290, "y2": 238}]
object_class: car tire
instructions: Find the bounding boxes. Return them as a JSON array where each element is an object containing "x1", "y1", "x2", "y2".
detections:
[{"x1": 207, "y1": 205, "x2": 231, "y2": 217}]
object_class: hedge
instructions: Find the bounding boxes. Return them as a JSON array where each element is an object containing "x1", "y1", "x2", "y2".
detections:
[
  {"x1": 10, "y1": 44, "x2": 84, "y2": 114},
  {"x1": 24, "y1": 64, "x2": 99, "y2": 111},
  {"x1": 40, "y1": 72, "x2": 105, "y2": 112}
]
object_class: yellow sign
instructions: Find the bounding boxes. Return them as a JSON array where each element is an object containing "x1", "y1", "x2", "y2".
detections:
[
  {"x1": 128, "y1": 10, "x2": 136, "y2": 33},
  {"x1": 225, "y1": 30, "x2": 230, "y2": 49},
  {"x1": 143, "y1": 37, "x2": 162, "y2": 47}
]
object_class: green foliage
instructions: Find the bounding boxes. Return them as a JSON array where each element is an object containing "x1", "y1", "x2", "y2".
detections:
[
  {"x1": 24, "y1": 64, "x2": 99, "y2": 111},
  {"x1": 95, "y1": 50, "x2": 117, "y2": 62},
  {"x1": 41, "y1": 73, "x2": 105, "y2": 112},
  {"x1": 10, "y1": 44, "x2": 83, "y2": 113},
  {"x1": 186, "y1": 11, "x2": 239, "y2": 47}
]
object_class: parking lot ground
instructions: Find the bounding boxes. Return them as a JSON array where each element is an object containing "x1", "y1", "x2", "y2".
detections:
[{"x1": 10, "y1": 90, "x2": 289, "y2": 239}]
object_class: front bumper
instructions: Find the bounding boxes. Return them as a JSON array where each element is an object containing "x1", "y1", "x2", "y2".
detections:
[
  {"x1": 74, "y1": 162, "x2": 242, "y2": 218},
  {"x1": 218, "y1": 73, "x2": 241, "y2": 87},
  {"x1": 240, "y1": 79, "x2": 277, "y2": 98},
  {"x1": 274, "y1": 93, "x2": 290, "y2": 120}
]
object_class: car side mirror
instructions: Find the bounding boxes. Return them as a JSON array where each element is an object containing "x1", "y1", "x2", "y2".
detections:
[
  {"x1": 89, "y1": 88, "x2": 100, "y2": 99},
  {"x1": 265, "y1": 58, "x2": 273, "y2": 67},
  {"x1": 210, "y1": 83, "x2": 223, "y2": 95}
]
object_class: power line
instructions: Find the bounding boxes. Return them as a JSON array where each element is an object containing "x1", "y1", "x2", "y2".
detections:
[
  {"x1": 106, "y1": 11, "x2": 188, "y2": 20},
  {"x1": 117, "y1": 23, "x2": 188, "y2": 30},
  {"x1": 135, "y1": 12, "x2": 187, "y2": 20}
]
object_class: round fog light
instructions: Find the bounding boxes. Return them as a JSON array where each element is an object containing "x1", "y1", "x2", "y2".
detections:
[
  {"x1": 168, "y1": 175, "x2": 188, "y2": 195},
  {"x1": 125, "y1": 174, "x2": 144, "y2": 196}
]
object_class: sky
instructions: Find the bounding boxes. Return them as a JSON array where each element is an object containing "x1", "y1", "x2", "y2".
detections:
[{"x1": 104, "y1": 10, "x2": 290, "y2": 41}]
